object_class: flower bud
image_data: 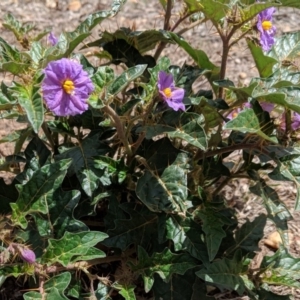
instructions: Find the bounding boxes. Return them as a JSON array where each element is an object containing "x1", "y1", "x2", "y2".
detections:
[{"x1": 20, "y1": 249, "x2": 36, "y2": 263}]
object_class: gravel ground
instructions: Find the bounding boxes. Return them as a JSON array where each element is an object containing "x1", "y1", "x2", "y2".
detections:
[{"x1": 1, "y1": 1, "x2": 300, "y2": 299}]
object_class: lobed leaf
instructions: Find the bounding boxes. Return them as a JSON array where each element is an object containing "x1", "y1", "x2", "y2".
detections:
[
  {"x1": 131, "y1": 246, "x2": 197, "y2": 293},
  {"x1": 136, "y1": 153, "x2": 189, "y2": 214},
  {"x1": 10, "y1": 82, "x2": 44, "y2": 133},
  {"x1": 11, "y1": 159, "x2": 72, "y2": 229},
  {"x1": 42, "y1": 231, "x2": 107, "y2": 266},
  {"x1": 196, "y1": 251, "x2": 246, "y2": 296}
]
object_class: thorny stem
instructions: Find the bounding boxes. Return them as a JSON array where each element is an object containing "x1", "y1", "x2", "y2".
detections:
[
  {"x1": 176, "y1": 17, "x2": 206, "y2": 36},
  {"x1": 194, "y1": 142, "x2": 272, "y2": 162},
  {"x1": 154, "y1": 0, "x2": 173, "y2": 60},
  {"x1": 170, "y1": 13, "x2": 191, "y2": 32},
  {"x1": 102, "y1": 105, "x2": 132, "y2": 158}
]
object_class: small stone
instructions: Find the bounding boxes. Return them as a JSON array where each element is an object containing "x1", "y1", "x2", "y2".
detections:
[
  {"x1": 69, "y1": 0, "x2": 81, "y2": 11},
  {"x1": 264, "y1": 231, "x2": 293, "y2": 250},
  {"x1": 46, "y1": 0, "x2": 57, "y2": 8},
  {"x1": 235, "y1": 58, "x2": 241, "y2": 64},
  {"x1": 239, "y1": 72, "x2": 247, "y2": 79}
]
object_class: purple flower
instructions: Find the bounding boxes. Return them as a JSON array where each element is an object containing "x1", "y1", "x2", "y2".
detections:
[
  {"x1": 42, "y1": 58, "x2": 94, "y2": 116},
  {"x1": 20, "y1": 249, "x2": 36, "y2": 264},
  {"x1": 157, "y1": 71, "x2": 185, "y2": 111},
  {"x1": 48, "y1": 32, "x2": 58, "y2": 46},
  {"x1": 257, "y1": 7, "x2": 276, "y2": 52}
]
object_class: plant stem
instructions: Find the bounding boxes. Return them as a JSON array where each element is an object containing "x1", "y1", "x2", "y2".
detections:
[
  {"x1": 195, "y1": 142, "x2": 272, "y2": 161},
  {"x1": 102, "y1": 105, "x2": 132, "y2": 158},
  {"x1": 41, "y1": 122, "x2": 55, "y2": 152},
  {"x1": 154, "y1": 0, "x2": 173, "y2": 60}
]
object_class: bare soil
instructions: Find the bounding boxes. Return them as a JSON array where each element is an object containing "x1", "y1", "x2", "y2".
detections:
[{"x1": 1, "y1": 0, "x2": 300, "y2": 299}]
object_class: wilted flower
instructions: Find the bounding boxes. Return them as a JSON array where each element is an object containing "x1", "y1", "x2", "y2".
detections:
[
  {"x1": 280, "y1": 111, "x2": 300, "y2": 131},
  {"x1": 42, "y1": 58, "x2": 94, "y2": 116},
  {"x1": 20, "y1": 248, "x2": 36, "y2": 264},
  {"x1": 227, "y1": 102, "x2": 274, "y2": 120},
  {"x1": 257, "y1": 7, "x2": 276, "y2": 52},
  {"x1": 157, "y1": 71, "x2": 185, "y2": 111},
  {"x1": 48, "y1": 32, "x2": 58, "y2": 46},
  {"x1": 260, "y1": 102, "x2": 274, "y2": 113}
]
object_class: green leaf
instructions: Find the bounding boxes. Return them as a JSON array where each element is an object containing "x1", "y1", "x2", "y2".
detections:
[
  {"x1": 168, "y1": 113, "x2": 207, "y2": 150},
  {"x1": 225, "y1": 108, "x2": 277, "y2": 143},
  {"x1": 163, "y1": 215, "x2": 208, "y2": 262},
  {"x1": 24, "y1": 135, "x2": 51, "y2": 167},
  {"x1": 140, "y1": 137, "x2": 180, "y2": 174},
  {"x1": 0, "y1": 90, "x2": 16, "y2": 110},
  {"x1": 102, "y1": 203, "x2": 158, "y2": 250},
  {"x1": 250, "y1": 177, "x2": 291, "y2": 243},
  {"x1": 269, "y1": 31, "x2": 300, "y2": 64},
  {"x1": 94, "y1": 156, "x2": 128, "y2": 185},
  {"x1": 113, "y1": 283, "x2": 136, "y2": 300},
  {"x1": 183, "y1": 0, "x2": 229, "y2": 24},
  {"x1": 131, "y1": 246, "x2": 197, "y2": 293},
  {"x1": 136, "y1": 153, "x2": 189, "y2": 214},
  {"x1": 196, "y1": 251, "x2": 246, "y2": 296},
  {"x1": 239, "y1": 2, "x2": 281, "y2": 24},
  {"x1": 168, "y1": 31, "x2": 219, "y2": 73},
  {"x1": 48, "y1": 189, "x2": 88, "y2": 238},
  {"x1": 95, "y1": 28, "x2": 172, "y2": 54},
  {"x1": 95, "y1": 282, "x2": 112, "y2": 300},
  {"x1": 47, "y1": 120, "x2": 75, "y2": 137},
  {"x1": 137, "y1": 113, "x2": 207, "y2": 150},
  {"x1": 197, "y1": 207, "x2": 226, "y2": 261},
  {"x1": 3, "y1": 13, "x2": 34, "y2": 41},
  {"x1": 153, "y1": 269, "x2": 212, "y2": 300},
  {"x1": 269, "y1": 162, "x2": 300, "y2": 211},
  {"x1": 24, "y1": 272, "x2": 71, "y2": 300},
  {"x1": 10, "y1": 82, "x2": 44, "y2": 133},
  {"x1": 23, "y1": 292, "x2": 43, "y2": 300},
  {"x1": 55, "y1": 132, "x2": 110, "y2": 196},
  {"x1": 91, "y1": 66, "x2": 114, "y2": 97},
  {"x1": 280, "y1": 0, "x2": 300, "y2": 9},
  {"x1": 256, "y1": 289, "x2": 292, "y2": 300},
  {"x1": 42, "y1": 231, "x2": 107, "y2": 266},
  {"x1": 227, "y1": 214, "x2": 266, "y2": 255},
  {"x1": 0, "y1": 37, "x2": 30, "y2": 74},
  {"x1": 262, "y1": 248, "x2": 300, "y2": 288},
  {"x1": 247, "y1": 39, "x2": 277, "y2": 78},
  {"x1": 76, "y1": 0, "x2": 127, "y2": 32},
  {"x1": 10, "y1": 159, "x2": 72, "y2": 229},
  {"x1": 108, "y1": 64, "x2": 147, "y2": 95}
]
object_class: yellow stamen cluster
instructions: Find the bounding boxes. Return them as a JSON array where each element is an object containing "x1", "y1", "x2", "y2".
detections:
[
  {"x1": 262, "y1": 20, "x2": 272, "y2": 31},
  {"x1": 163, "y1": 87, "x2": 172, "y2": 98},
  {"x1": 62, "y1": 79, "x2": 75, "y2": 94}
]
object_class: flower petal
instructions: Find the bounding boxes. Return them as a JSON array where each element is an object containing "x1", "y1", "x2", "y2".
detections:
[
  {"x1": 158, "y1": 71, "x2": 174, "y2": 91},
  {"x1": 42, "y1": 58, "x2": 94, "y2": 116}
]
